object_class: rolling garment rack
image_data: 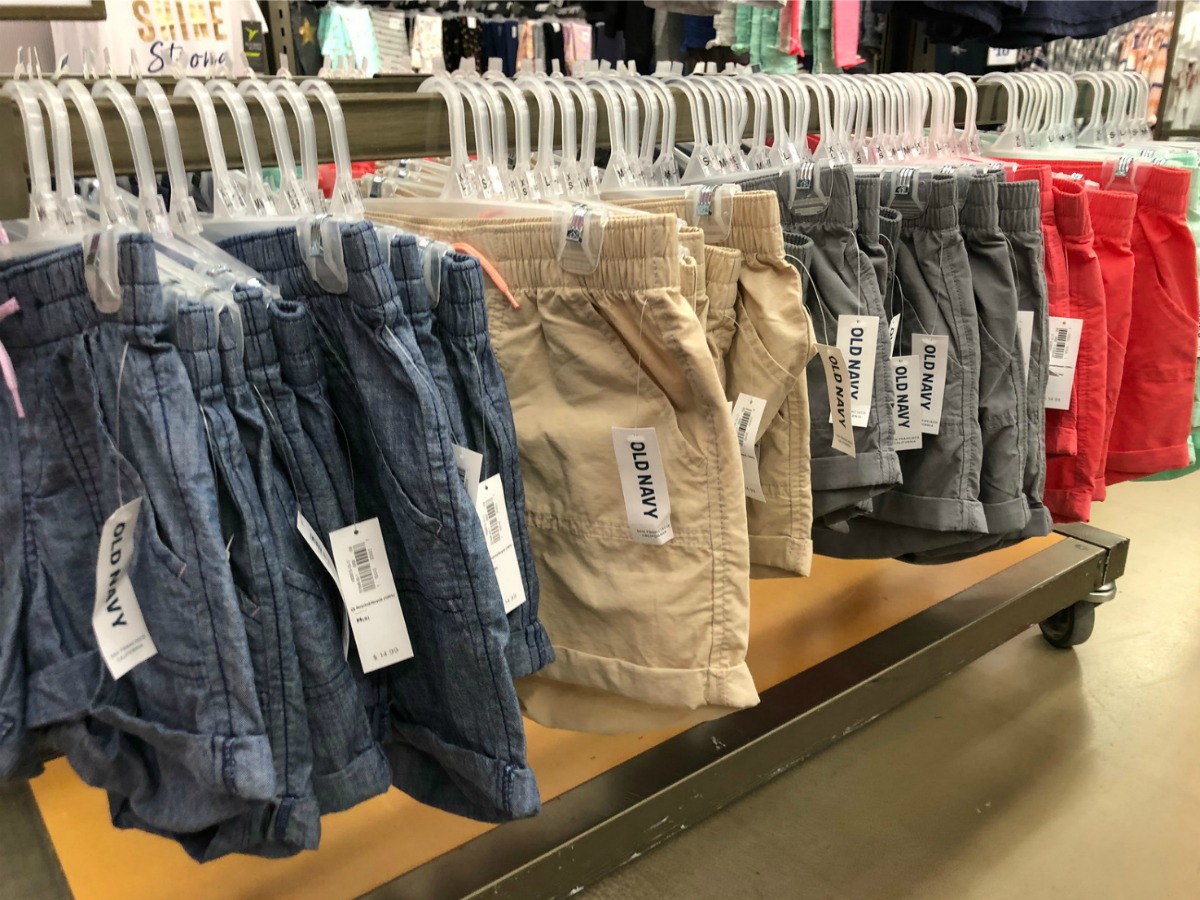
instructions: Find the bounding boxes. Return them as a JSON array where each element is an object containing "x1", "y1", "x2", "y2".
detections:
[{"x1": 0, "y1": 72, "x2": 1129, "y2": 900}]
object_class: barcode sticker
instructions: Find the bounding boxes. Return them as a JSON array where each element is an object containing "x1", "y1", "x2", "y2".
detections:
[
  {"x1": 612, "y1": 427, "x2": 674, "y2": 544},
  {"x1": 731, "y1": 394, "x2": 767, "y2": 501},
  {"x1": 913, "y1": 334, "x2": 949, "y2": 434},
  {"x1": 1017, "y1": 310, "x2": 1034, "y2": 377},
  {"x1": 890, "y1": 356, "x2": 923, "y2": 451},
  {"x1": 474, "y1": 475, "x2": 527, "y2": 613},
  {"x1": 1044, "y1": 316, "x2": 1083, "y2": 410},
  {"x1": 835, "y1": 314, "x2": 879, "y2": 427},
  {"x1": 817, "y1": 344, "x2": 856, "y2": 457},
  {"x1": 93, "y1": 498, "x2": 158, "y2": 679},
  {"x1": 453, "y1": 444, "x2": 484, "y2": 503},
  {"x1": 329, "y1": 518, "x2": 414, "y2": 673}
]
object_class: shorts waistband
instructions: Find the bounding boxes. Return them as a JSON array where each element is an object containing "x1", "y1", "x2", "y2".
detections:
[
  {"x1": 0, "y1": 234, "x2": 165, "y2": 347},
  {"x1": 960, "y1": 174, "x2": 1000, "y2": 232},
  {"x1": 703, "y1": 244, "x2": 741, "y2": 293},
  {"x1": 899, "y1": 174, "x2": 959, "y2": 234},
  {"x1": 1051, "y1": 179, "x2": 1093, "y2": 242},
  {"x1": 995, "y1": 179, "x2": 1041, "y2": 234},
  {"x1": 1087, "y1": 188, "x2": 1138, "y2": 242},
  {"x1": 855, "y1": 173, "x2": 883, "y2": 243},
  {"x1": 1140, "y1": 165, "x2": 1192, "y2": 218},
  {"x1": 878, "y1": 207, "x2": 902, "y2": 248},
  {"x1": 758, "y1": 164, "x2": 857, "y2": 232},
  {"x1": 234, "y1": 284, "x2": 278, "y2": 376},
  {"x1": 366, "y1": 212, "x2": 682, "y2": 294},
  {"x1": 678, "y1": 226, "x2": 706, "y2": 271},
  {"x1": 1009, "y1": 164, "x2": 1055, "y2": 225},
  {"x1": 270, "y1": 300, "x2": 324, "y2": 389},
  {"x1": 174, "y1": 300, "x2": 223, "y2": 395},
  {"x1": 677, "y1": 226, "x2": 707, "y2": 308},
  {"x1": 436, "y1": 253, "x2": 490, "y2": 338},
  {"x1": 718, "y1": 190, "x2": 785, "y2": 258},
  {"x1": 218, "y1": 305, "x2": 250, "y2": 391},
  {"x1": 782, "y1": 232, "x2": 816, "y2": 274}
]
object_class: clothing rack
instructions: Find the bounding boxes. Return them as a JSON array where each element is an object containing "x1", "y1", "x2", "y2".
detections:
[{"x1": 0, "y1": 74, "x2": 1133, "y2": 900}]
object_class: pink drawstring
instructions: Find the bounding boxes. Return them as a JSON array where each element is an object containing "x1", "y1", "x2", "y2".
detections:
[
  {"x1": 0, "y1": 299, "x2": 25, "y2": 419},
  {"x1": 450, "y1": 242, "x2": 521, "y2": 310}
]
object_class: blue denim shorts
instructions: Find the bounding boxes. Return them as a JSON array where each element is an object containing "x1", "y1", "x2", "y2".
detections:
[
  {"x1": 220, "y1": 222, "x2": 539, "y2": 823},
  {"x1": 168, "y1": 299, "x2": 320, "y2": 859},
  {"x1": 0, "y1": 237, "x2": 273, "y2": 835},
  {"x1": 268, "y1": 299, "x2": 390, "y2": 745},
  {"x1": 389, "y1": 235, "x2": 554, "y2": 678},
  {"x1": 235, "y1": 286, "x2": 392, "y2": 813}
]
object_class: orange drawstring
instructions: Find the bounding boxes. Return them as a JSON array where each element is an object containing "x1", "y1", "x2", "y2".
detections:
[{"x1": 450, "y1": 241, "x2": 520, "y2": 310}]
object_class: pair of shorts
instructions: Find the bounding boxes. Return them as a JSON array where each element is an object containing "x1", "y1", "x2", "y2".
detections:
[
  {"x1": 367, "y1": 209, "x2": 757, "y2": 734},
  {"x1": 221, "y1": 222, "x2": 539, "y2": 821},
  {"x1": 0, "y1": 238, "x2": 274, "y2": 835},
  {"x1": 389, "y1": 233, "x2": 554, "y2": 678}
]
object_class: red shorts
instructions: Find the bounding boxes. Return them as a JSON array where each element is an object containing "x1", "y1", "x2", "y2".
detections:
[
  {"x1": 1043, "y1": 180, "x2": 1107, "y2": 522},
  {"x1": 1011, "y1": 165, "x2": 1077, "y2": 457}
]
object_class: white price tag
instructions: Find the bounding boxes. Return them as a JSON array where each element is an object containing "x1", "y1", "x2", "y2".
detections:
[
  {"x1": 731, "y1": 393, "x2": 767, "y2": 502},
  {"x1": 913, "y1": 334, "x2": 949, "y2": 434},
  {"x1": 453, "y1": 444, "x2": 484, "y2": 503},
  {"x1": 612, "y1": 427, "x2": 674, "y2": 544},
  {"x1": 93, "y1": 498, "x2": 158, "y2": 679},
  {"x1": 835, "y1": 314, "x2": 879, "y2": 427},
  {"x1": 467, "y1": 15, "x2": 478, "y2": 28},
  {"x1": 890, "y1": 356, "x2": 923, "y2": 451},
  {"x1": 388, "y1": 16, "x2": 403, "y2": 31},
  {"x1": 1017, "y1": 310, "x2": 1034, "y2": 376},
  {"x1": 475, "y1": 475, "x2": 527, "y2": 613},
  {"x1": 888, "y1": 314, "x2": 901, "y2": 357},
  {"x1": 330, "y1": 518, "x2": 414, "y2": 673},
  {"x1": 1044, "y1": 316, "x2": 1083, "y2": 410},
  {"x1": 817, "y1": 345, "x2": 856, "y2": 457}
]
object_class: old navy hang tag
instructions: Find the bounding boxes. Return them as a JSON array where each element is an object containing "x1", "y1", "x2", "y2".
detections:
[
  {"x1": 330, "y1": 518, "x2": 414, "y2": 673},
  {"x1": 835, "y1": 314, "x2": 879, "y2": 427},
  {"x1": 93, "y1": 498, "x2": 158, "y2": 679},
  {"x1": 913, "y1": 334, "x2": 949, "y2": 434},
  {"x1": 453, "y1": 444, "x2": 484, "y2": 503},
  {"x1": 888, "y1": 314, "x2": 901, "y2": 356},
  {"x1": 1044, "y1": 316, "x2": 1083, "y2": 410},
  {"x1": 731, "y1": 394, "x2": 767, "y2": 502},
  {"x1": 890, "y1": 355, "x2": 923, "y2": 451},
  {"x1": 817, "y1": 344, "x2": 856, "y2": 457},
  {"x1": 612, "y1": 427, "x2": 674, "y2": 544},
  {"x1": 474, "y1": 475, "x2": 527, "y2": 613}
]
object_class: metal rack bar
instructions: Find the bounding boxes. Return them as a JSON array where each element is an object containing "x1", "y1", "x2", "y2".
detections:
[{"x1": 359, "y1": 526, "x2": 1128, "y2": 900}]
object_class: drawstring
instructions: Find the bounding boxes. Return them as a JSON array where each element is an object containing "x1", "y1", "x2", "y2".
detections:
[
  {"x1": 0, "y1": 299, "x2": 26, "y2": 419},
  {"x1": 449, "y1": 241, "x2": 520, "y2": 310}
]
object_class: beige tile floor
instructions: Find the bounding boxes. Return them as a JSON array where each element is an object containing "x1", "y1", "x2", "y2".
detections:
[{"x1": 586, "y1": 476, "x2": 1200, "y2": 900}]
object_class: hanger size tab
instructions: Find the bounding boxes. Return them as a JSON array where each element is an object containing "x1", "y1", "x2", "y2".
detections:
[
  {"x1": 554, "y1": 204, "x2": 608, "y2": 275},
  {"x1": 1115, "y1": 155, "x2": 1134, "y2": 180}
]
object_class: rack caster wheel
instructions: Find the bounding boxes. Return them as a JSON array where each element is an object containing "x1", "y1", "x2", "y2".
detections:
[{"x1": 1040, "y1": 600, "x2": 1096, "y2": 649}]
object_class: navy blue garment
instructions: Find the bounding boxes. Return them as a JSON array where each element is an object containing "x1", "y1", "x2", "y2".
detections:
[
  {"x1": 219, "y1": 222, "x2": 539, "y2": 823},
  {"x1": 390, "y1": 236, "x2": 554, "y2": 678},
  {"x1": 0, "y1": 238, "x2": 273, "y2": 834}
]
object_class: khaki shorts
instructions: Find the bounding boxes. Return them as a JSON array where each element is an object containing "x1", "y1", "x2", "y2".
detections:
[
  {"x1": 368, "y1": 209, "x2": 756, "y2": 733},
  {"x1": 622, "y1": 193, "x2": 817, "y2": 577}
]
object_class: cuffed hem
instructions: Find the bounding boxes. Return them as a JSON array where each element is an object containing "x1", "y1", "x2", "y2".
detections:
[
  {"x1": 516, "y1": 645, "x2": 759, "y2": 734},
  {"x1": 1046, "y1": 425, "x2": 1078, "y2": 457},
  {"x1": 386, "y1": 723, "x2": 541, "y2": 822},
  {"x1": 312, "y1": 743, "x2": 391, "y2": 814},
  {"x1": 980, "y1": 495, "x2": 1031, "y2": 535},
  {"x1": 871, "y1": 491, "x2": 988, "y2": 533},
  {"x1": 810, "y1": 447, "x2": 902, "y2": 492},
  {"x1": 506, "y1": 620, "x2": 557, "y2": 679},
  {"x1": 1104, "y1": 442, "x2": 1193, "y2": 481},
  {"x1": 1045, "y1": 488, "x2": 1094, "y2": 523},
  {"x1": 749, "y1": 534, "x2": 813, "y2": 577},
  {"x1": 1021, "y1": 505, "x2": 1054, "y2": 538}
]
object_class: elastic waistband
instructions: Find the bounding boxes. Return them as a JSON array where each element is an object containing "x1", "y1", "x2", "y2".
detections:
[
  {"x1": 234, "y1": 285, "x2": 278, "y2": 377},
  {"x1": 758, "y1": 164, "x2": 857, "y2": 232},
  {"x1": 959, "y1": 174, "x2": 1000, "y2": 232},
  {"x1": 270, "y1": 300, "x2": 324, "y2": 389},
  {"x1": 678, "y1": 226, "x2": 706, "y2": 273},
  {"x1": 677, "y1": 226, "x2": 707, "y2": 308},
  {"x1": 1009, "y1": 164, "x2": 1055, "y2": 224},
  {"x1": 1051, "y1": 179, "x2": 1093, "y2": 242},
  {"x1": 435, "y1": 253, "x2": 490, "y2": 338},
  {"x1": 218, "y1": 305, "x2": 250, "y2": 391},
  {"x1": 703, "y1": 244, "x2": 741, "y2": 292},
  {"x1": 878, "y1": 207, "x2": 902, "y2": 248},
  {"x1": 1140, "y1": 165, "x2": 1192, "y2": 218},
  {"x1": 782, "y1": 232, "x2": 816, "y2": 274},
  {"x1": 718, "y1": 190, "x2": 785, "y2": 258},
  {"x1": 174, "y1": 300, "x2": 223, "y2": 395},
  {"x1": 899, "y1": 174, "x2": 959, "y2": 234},
  {"x1": 389, "y1": 232, "x2": 432, "y2": 317},
  {"x1": 995, "y1": 179, "x2": 1041, "y2": 234},
  {"x1": 855, "y1": 173, "x2": 882, "y2": 243},
  {"x1": 366, "y1": 212, "x2": 681, "y2": 294},
  {"x1": 1087, "y1": 188, "x2": 1138, "y2": 243},
  {"x1": 617, "y1": 196, "x2": 686, "y2": 218},
  {"x1": 0, "y1": 234, "x2": 165, "y2": 348}
]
